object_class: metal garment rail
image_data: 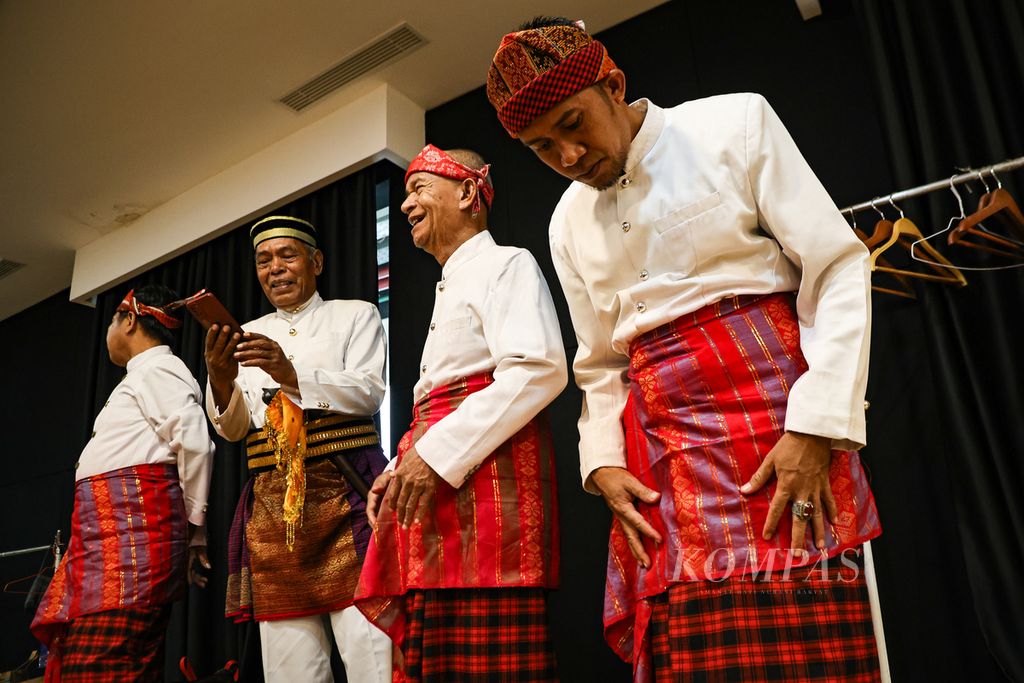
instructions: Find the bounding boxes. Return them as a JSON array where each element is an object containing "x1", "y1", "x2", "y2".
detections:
[
  {"x1": 0, "y1": 544, "x2": 51, "y2": 560},
  {"x1": 840, "y1": 155, "x2": 1024, "y2": 214}
]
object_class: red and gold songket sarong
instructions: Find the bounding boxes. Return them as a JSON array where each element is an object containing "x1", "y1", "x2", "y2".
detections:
[
  {"x1": 355, "y1": 373, "x2": 560, "y2": 653},
  {"x1": 31, "y1": 464, "x2": 187, "y2": 682},
  {"x1": 607, "y1": 294, "x2": 882, "y2": 681}
]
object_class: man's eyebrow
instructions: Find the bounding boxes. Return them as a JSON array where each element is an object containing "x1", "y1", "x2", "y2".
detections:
[{"x1": 523, "y1": 109, "x2": 579, "y2": 146}]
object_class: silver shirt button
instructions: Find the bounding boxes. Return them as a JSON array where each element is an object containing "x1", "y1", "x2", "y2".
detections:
[
  {"x1": 639, "y1": 269, "x2": 649, "y2": 280},
  {"x1": 621, "y1": 221, "x2": 631, "y2": 233},
  {"x1": 438, "y1": 282, "x2": 445, "y2": 292},
  {"x1": 620, "y1": 177, "x2": 631, "y2": 188},
  {"x1": 287, "y1": 354, "x2": 294, "y2": 361},
  {"x1": 636, "y1": 302, "x2": 647, "y2": 313},
  {"x1": 429, "y1": 322, "x2": 436, "y2": 331},
  {"x1": 421, "y1": 364, "x2": 427, "y2": 373},
  {"x1": 288, "y1": 328, "x2": 297, "y2": 336}
]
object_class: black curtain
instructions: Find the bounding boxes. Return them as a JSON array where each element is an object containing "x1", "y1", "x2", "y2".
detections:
[
  {"x1": 79, "y1": 162, "x2": 386, "y2": 682},
  {"x1": 850, "y1": 2, "x2": 1024, "y2": 681}
]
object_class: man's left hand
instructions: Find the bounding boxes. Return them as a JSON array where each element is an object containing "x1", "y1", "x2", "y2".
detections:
[
  {"x1": 386, "y1": 447, "x2": 443, "y2": 528},
  {"x1": 740, "y1": 432, "x2": 838, "y2": 558},
  {"x1": 234, "y1": 332, "x2": 298, "y2": 390},
  {"x1": 188, "y1": 546, "x2": 211, "y2": 588}
]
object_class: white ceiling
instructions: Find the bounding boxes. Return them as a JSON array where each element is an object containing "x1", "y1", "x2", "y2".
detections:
[{"x1": 0, "y1": 0, "x2": 666, "y2": 322}]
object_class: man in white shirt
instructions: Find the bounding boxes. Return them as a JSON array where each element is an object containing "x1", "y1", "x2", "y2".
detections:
[
  {"x1": 204, "y1": 216, "x2": 391, "y2": 683},
  {"x1": 355, "y1": 146, "x2": 567, "y2": 681},
  {"x1": 487, "y1": 17, "x2": 882, "y2": 682},
  {"x1": 32, "y1": 285, "x2": 215, "y2": 682}
]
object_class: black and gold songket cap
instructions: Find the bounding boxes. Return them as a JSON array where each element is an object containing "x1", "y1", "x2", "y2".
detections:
[{"x1": 250, "y1": 215, "x2": 318, "y2": 249}]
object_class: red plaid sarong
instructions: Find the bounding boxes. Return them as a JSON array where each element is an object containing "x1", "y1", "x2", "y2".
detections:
[
  {"x1": 400, "y1": 588, "x2": 557, "y2": 682},
  {"x1": 356, "y1": 373, "x2": 559, "y2": 654},
  {"x1": 649, "y1": 555, "x2": 879, "y2": 681},
  {"x1": 58, "y1": 605, "x2": 172, "y2": 683},
  {"x1": 31, "y1": 464, "x2": 186, "y2": 682},
  {"x1": 607, "y1": 294, "x2": 881, "y2": 681}
]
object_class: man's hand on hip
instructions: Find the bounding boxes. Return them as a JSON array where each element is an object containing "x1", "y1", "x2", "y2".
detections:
[
  {"x1": 386, "y1": 448, "x2": 443, "y2": 528},
  {"x1": 740, "y1": 431, "x2": 838, "y2": 558},
  {"x1": 589, "y1": 466, "x2": 662, "y2": 569}
]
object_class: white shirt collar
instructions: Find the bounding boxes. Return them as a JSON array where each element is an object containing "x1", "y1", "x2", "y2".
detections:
[
  {"x1": 126, "y1": 345, "x2": 172, "y2": 373},
  {"x1": 275, "y1": 291, "x2": 323, "y2": 322},
  {"x1": 623, "y1": 99, "x2": 663, "y2": 177},
  {"x1": 442, "y1": 230, "x2": 494, "y2": 280}
]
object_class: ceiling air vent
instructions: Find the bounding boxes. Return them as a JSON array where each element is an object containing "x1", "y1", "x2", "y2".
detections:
[
  {"x1": 279, "y1": 24, "x2": 426, "y2": 112},
  {"x1": 0, "y1": 259, "x2": 25, "y2": 281}
]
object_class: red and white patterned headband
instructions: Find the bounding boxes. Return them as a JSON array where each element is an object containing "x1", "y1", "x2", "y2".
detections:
[
  {"x1": 405, "y1": 144, "x2": 495, "y2": 214},
  {"x1": 116, "y1": 289, "x2": 182, "y2": 329}
]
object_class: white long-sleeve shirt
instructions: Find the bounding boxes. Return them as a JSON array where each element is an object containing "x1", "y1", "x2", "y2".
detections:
[
  {"x1": 549, "y1": 94, "x2": 872, "y2": 488},
  {"x1": 76, "y1": 345, "x2": 215, "y2": 526},
  {"x1": 410, "y1": 230, "x2": 568, "y2": 488},
  {"x1": 206, "y1": 292, "x2": 386, "y2": 442}
]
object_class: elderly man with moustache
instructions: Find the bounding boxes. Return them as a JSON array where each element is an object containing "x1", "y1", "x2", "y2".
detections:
[
  {"x1": 204, "y1": 215, "x2": 392, "y2": 683},
  {"x1": 355, "y1": 147, "x2": 567, "y2": 682}
]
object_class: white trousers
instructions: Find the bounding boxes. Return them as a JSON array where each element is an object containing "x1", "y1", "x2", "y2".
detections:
[{"x1": 259, "y1": 604, "x2": 392, "y2": 683}]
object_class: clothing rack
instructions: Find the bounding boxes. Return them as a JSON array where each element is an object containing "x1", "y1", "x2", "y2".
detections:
[
  {"x1": 840, "y1": 155, "x2": 1024, "y2": 214},
  {"x1": 0, "y1": 531, "x2": 62, "y2": 563}
]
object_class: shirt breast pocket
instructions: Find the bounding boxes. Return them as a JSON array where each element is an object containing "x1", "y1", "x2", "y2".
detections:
[
  {"x1": 650, "y1": 192, "x2": 724, "y2": 275},
  {"x1": 651, "y1": 191, "x2": 722, "y2": 235},
  {"x1": 438, "y1": 316, "x2": 475, "y2": 346}
]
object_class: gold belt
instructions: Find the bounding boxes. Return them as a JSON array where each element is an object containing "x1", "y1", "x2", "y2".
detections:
[{"x1": 246, "y1": 416, "x2": 379, "y2": 472}]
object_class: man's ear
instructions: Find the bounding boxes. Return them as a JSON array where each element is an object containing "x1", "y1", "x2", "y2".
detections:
[
  {"x1": 311, "y1": 249, "x2": 324, "y2": 276},
  {"x1": 458, "y1": 178, "x2": 477, "y2": 212},
  {"x1": 123, "y1": 312, "x2": 138, "y2": 335},
  {"x1": 603, "y1": 69, "x2": 628, "y2": 105}
]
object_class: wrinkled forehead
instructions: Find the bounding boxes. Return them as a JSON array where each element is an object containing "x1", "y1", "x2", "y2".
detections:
[{"x1": 404, "y1": 171, "x2": 457, "y2": 194}]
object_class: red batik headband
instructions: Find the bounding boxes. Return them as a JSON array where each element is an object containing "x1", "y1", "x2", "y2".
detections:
[
  {"x1": 405, "y1": 144, "x2": 495, "y2": 214},
  {"x1": 486, "y1": 22, "x2": 617, "y2": 137},
  {"x1": 116, "y1": 289, "x2": 182, "y2": 329}
]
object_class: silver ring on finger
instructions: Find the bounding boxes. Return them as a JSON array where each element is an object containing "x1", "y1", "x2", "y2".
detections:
[{"x1": 791, "y1": 499, "x2": 814, "y2": 522}]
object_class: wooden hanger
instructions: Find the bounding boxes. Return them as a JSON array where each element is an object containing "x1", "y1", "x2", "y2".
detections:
[
  {"x1": 949, "y1": 173, "x2": 1024, "y2": 245},
  {"x1": 871, "y1": 214, "x2": 968, "y2": 286},
  {"x1": 859, "y1": 199, "x2": 895, "y2": 249},
  {"x1": 854, "y1": 227, "x2": 916, "y2": 299},
  {"x1": 846, "y1": 209, "x2": 916, "y2": 299}
]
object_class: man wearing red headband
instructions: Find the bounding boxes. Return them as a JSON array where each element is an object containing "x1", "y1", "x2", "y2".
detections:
[
  {"x1": 32, "y1": 284, "x2": 215, "y2": 682},
  {"x1": 488, "y1": 16, "x2": 882, "y2": 683},
  {"x1": 355, "y1": 147, "x2": 567, "y2": 681},
  {"x1": 204, "y1": 216, "x2": 392, "y2": 682}
]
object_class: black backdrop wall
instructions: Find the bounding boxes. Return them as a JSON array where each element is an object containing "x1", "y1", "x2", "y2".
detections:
[{"x1": 2, "y1": 1, "x2": 1023, "y2": 681}]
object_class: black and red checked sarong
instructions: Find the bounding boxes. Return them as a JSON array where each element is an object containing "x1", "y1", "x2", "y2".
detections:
[
  {"x1": 401, "y1": 588, "x2": 557, "y2": 683},
  {"x1": 356, "y1": 373, "x2": 559, "y2": 681},
  {"x1": 58, "y1": 604, "x2": 172, "y2": 683},
  {"x1": 32, "y1": 464, "x2": 187, "y2": 683},
  {"x1": 649, "y1": 557, "x2": 879, "y2": 681},
  {"x1": 607, "y1": 294, "x2": 882, "y2": 682}
]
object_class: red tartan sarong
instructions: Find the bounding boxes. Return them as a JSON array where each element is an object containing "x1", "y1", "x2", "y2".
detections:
[
  {"x1": 31, "y1": 464, "x2": 187, "y2": 682},
  {"x1": 58, "y1": 604, "x2": 172, "y2": 683},
  {"x1": 401, "y1": 588, "x2": 557, "y2": 682},
  {"x1": 649, "y1": 555, "x2": 880, "y2": 681},
  {"x1": 356, "y1": 373, "x2": 559, "y2": 654},
  {"x1": 606, "y1": 294, "x2": 881, "y2": 681}
]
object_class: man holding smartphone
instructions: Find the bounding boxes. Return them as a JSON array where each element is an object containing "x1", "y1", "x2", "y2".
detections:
[{"x1": 204, "y1": 216, "x2": 392, "y2": 683}]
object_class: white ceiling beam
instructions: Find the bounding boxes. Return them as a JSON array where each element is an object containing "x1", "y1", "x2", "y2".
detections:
[{"x1": 70, "y1": 84, "x2": 423, "y2": 303}]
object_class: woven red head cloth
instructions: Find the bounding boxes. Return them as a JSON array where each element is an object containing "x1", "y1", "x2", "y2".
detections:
[
  {"x1": 486, "y1": 22, "x2": 617, "y2": 137},
  {"x1": 116, "y1": 289, "x2": 182, "y2": 329},
  {"x1": 405, "y1": 144, "x2": 495, "y2": 214}
]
